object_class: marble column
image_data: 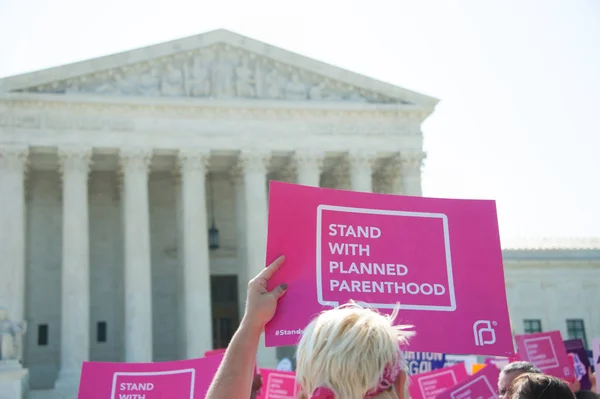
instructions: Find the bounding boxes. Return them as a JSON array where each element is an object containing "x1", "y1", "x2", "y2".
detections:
[
  {"x1": 55, "y1": 147, "x2": 92, "y2": 388},
  {"x1": 400, "y1": 152, "x2": 426, "y2": 196},
  {"x1": 119, "y1": 148, "x2": 153, "y2": 363},
  {"x1": 230, "y1": 165, "x2": 247, "y2": 317},
  {"x1": 178, "y1": 149, "x2": 212, "y2": 358},
  {"x1": 348, "y1": 151, "x2": 376, "y2": 192},
  {"x1": 0, "y1": 146, "x2": 28, "y2": 324},
  {"x1": 294, "y1": 151, "x2": 324, "y2": 187},
  {"x1": 239, "y1": 150, "x2": 278, "y2": 368}
]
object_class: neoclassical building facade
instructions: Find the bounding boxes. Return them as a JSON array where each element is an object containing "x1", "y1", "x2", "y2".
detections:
[
  {"x1": 0, "y1": 29, "x2": 436, "y2": 394},
  {"x1": 2, "y1": 30, "x2": 598, "y2": 398}
]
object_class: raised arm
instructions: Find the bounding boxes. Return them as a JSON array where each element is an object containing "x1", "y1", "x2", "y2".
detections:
[{"x1": 206, "y1": 255, "x2": 288, "y2": 399}]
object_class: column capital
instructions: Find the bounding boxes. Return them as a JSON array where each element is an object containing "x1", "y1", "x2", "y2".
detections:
[
  {"x1": 58, "y1": 147, "x2": 92, "y2": 176},
  {"x1": 238, "y1": 150, "x2": 271, "y2": 175},
  {"x1": 119, "y1": 147, "x2": 152, "y2": 174},
  {"x1": 177, "y1": 148, "x2": 210, "y2": 173},
  {"x1": 348, "y1": 150, "x2": 377, "y2": 171},
  {"x1": 400, "y1": 151, "x2": 426, "y2": 175},
  {"x1": 0, "y1": 145, "x2": 29, "y2": 173},
  {"x1": 292, "y1": 150, "x2": 324, "y2": 171}
]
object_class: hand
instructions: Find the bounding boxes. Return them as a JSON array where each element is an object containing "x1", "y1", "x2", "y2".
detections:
[
  {"x1": 590, "y1": 367, "x2": 597, "y2": 393},
  {"x1": 243, "y1": 255, "x2": 288, "y2": 331}
]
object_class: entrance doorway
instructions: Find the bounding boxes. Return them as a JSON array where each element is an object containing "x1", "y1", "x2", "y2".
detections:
[{"x1": 211, "y1": 275, "x2": 240, "y2": 349}]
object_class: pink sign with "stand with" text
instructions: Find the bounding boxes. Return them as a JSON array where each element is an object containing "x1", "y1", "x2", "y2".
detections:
[
  {"x1": 77, "y1": 355, "x2": 223, "y2": 399},
  {"x1": 514, "y1": 331, "x2": 573, "y2": 380},
  {"x1": 264, "y1": 182, "x2": 513, "y2": 356},
  {"x1": 409, "y1": 363, "x2": 469, "y2": 399},
  {"x1": 436, "y1": 364, "x2": 500, "y2": 399}
]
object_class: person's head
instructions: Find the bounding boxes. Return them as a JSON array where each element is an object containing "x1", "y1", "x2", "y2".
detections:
[
  {"x1": 507, "y1": 373, "x2": 575, "y2": 399},
  {"x1": 295, "y1": 302, "x2": 414, "y2": 399},
  {"x1": 499, "y1": 362, "x2": 543, "y2": 399}
]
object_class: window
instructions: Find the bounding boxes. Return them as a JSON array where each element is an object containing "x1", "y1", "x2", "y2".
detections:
[
  {"x1": 97, "y1": 322, "x2": 107, "y2": 343},
  {"x1": 523, "y1": 319, "x2": 542, "y2": 334},
  {"x1": 38, "y1": 324, "x2": 48, "y2": 346},
  {"x1": 566, "y1": 319, "x2": 587, "y2": 348}
]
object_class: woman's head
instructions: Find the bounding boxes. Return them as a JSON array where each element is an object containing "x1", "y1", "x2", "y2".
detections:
[
  {"x1": 507, "y1": 373, "x2": 575, "y2": 399},
  {"x1": 295, "y1": 302, "x2": 414, "y2": 399}
]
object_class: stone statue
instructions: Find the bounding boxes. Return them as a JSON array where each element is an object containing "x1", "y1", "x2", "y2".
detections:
[
  {"x1": 0, "y1": 306, "x2": 27, "y2": 362},
  {"x1": 138, "y1": 68, "x2": 160, "y2": 96},
  {"x1": 310, "y1": 82, "x2": 333, "y2": 101},
  {"x1": 212, "y1": 51, "x2": 235, "y2": 97},
  {"x1": 161, "y1": 64, "x2": 185, "y2": 97},
  {"x1": 115, "y1": 72, "x2": 139, "y2": 95},
  {"x1": 264, "y1": 69, "x2": 283, "y2": 99},
  {"x1": 284, "y1": 73, "x2": 308, "y2": 100},
  {"x1": 92, "y1": 81, "x2": 118, "y2": 95},
  {"x1": 184, "y1": 56, "x2": 211, "y2": 97},
  {"x1": 235, "y1": 56, "x2": 255, "y2": 98}
]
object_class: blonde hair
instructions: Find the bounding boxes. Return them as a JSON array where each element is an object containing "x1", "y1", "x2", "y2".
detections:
[{"x1": 296, "y1": 302, "x2": 414, "y2": 399}]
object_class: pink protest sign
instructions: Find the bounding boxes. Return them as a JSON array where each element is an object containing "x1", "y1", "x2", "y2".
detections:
[
  {"x1": 593, "y1": 339, "x2": 600, "y2": 393},
  {"x1": 77, "y1": 355, "x2": 223, "y2": 399},
  {"x1": 409, "y1": 363, "x2": 469, "y2": 399},
  {"x1": 514, "y1": 331, "x2": 573, "y2": 380},
  {"x1": 265, "y1": 181, "x2": 513, "y2": 356},
  {"x1": 436, "y1": 364, "x2": 500, "y2": 399},
  {"x1": 257, "y1": 369, "x2": 298, "y2": 399}
]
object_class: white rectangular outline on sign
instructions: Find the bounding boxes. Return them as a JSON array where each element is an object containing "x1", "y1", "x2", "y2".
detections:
[
  {"x1": 110, "y1": 368, "x2": 196, "y2": 399},
  {"x1": 418, "y1": 369, "x2": 460, "y2": 399},
  {"x1": 266, "y1": 372, "x2": 298, "y2": 398},
  {"x1": 449, "y1": 375, "x2": 496, "y2": 399},
  {"x1": 316, "y1": 204, "x2": 456, "y2": 311},
  {"x1": 523, "y1": 336, "x2": 560, "y2": 370}
]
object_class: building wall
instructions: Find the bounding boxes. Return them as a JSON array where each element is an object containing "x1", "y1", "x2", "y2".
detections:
[
  {"x1": 23, "y1": 170, "x2": 242, "y2": 389},
  {"x1": 504, "y1": 251, "x2": 600, "y2": 345}
]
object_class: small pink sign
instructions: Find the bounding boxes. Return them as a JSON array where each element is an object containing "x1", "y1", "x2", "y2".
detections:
[
  {"x1": 514, "y1": 331, "x2": 573, "y2": 380},
  {"x1": 265, "y1": 182, "x2": 513, "y2": 356},
  {"x1": 77, "y1": 355, "x2": 223, "y2": 399},
  {"x1": 436, "y1": 364, "x2": 500, "y2": 399},
  {"x1": 256, "y1": 369, "x2": 298, "y2": 399},
  {"x1": 409, "y1": 363, "x2": 469, "y2": 399},
  {"x1": 592, "y1": 338, "x2": 600, "y2": 393}
]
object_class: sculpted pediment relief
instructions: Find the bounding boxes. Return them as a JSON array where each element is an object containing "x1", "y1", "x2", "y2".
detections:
[{"x1": 17, "y1": 44, "x2": 409, "y2": 104}]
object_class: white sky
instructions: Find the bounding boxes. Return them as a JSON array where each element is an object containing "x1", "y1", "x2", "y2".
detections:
[{"x1": 1, "y1": 0, "x2": 598, "y2": 243}]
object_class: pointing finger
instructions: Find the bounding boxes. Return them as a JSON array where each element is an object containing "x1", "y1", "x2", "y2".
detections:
[{"x1": 258, "y1": 255, "x2": 285, "y2": 281}]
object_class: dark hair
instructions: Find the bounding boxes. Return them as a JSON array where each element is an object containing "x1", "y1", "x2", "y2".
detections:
[
  {"x1": 507, "y1": 373, "x2": 575, "y2": 399},
  {"x1": 501, "y1": 361, "x2": 543, "y2": 376}
]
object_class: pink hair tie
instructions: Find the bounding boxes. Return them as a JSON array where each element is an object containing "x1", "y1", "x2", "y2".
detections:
[{"x1": 310, "y1": 387, "x2": 335, "y2": 399}]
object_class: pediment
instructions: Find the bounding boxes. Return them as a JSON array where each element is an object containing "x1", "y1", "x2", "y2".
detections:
[{"x1": 0, "y1": 29, "x2": 438, "y2": 107}]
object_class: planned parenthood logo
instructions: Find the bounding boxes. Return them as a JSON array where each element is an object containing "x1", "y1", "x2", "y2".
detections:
[{"x1": 473, "y1": 320, "x2": 497, "y2": 347}]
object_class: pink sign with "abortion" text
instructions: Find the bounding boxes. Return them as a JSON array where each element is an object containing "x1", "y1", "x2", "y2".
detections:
[
  {"x1": 264, "y1": 182, "x2": 513, "y2": 356},
  {"x1": 77, "y1": 355, "x2": 223, "y2": 399}
]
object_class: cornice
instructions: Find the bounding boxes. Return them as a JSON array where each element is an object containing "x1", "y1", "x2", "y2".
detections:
[{"x1": 0, "y1": 93, "x2": 432, "y2": 121}]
